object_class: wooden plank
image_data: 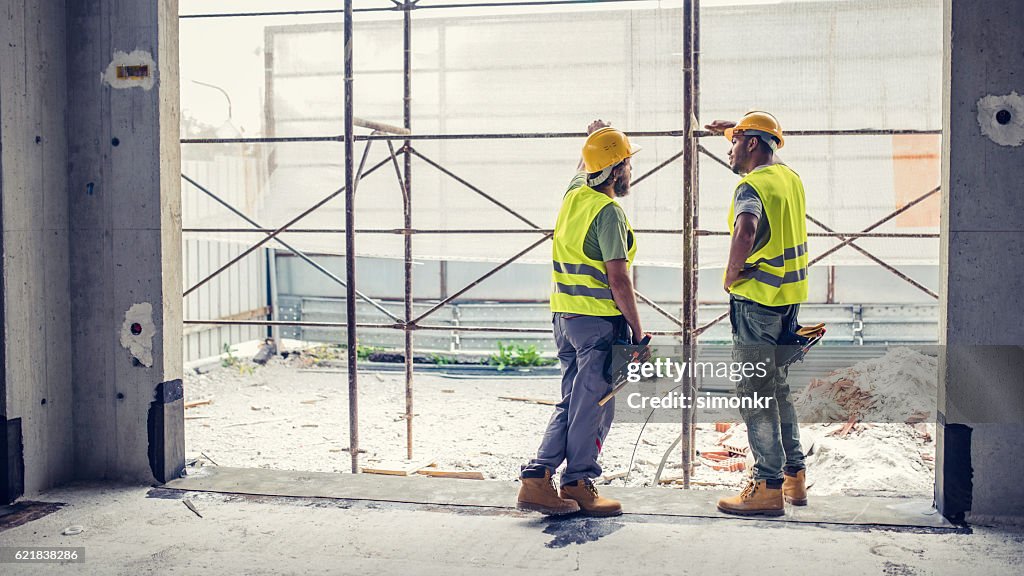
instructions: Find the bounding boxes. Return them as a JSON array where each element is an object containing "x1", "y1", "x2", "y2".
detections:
[
  {"x1": 498, "y1": 396, "x2": 558, "y2": 406},
  {"x1": 184, "y1": 399, "x2": 213, "y2": 409},
  {"x1": 415, "y1": 470, "x2": 485, "y2": 480},
  {"x1": 361, "y1": 459, "x2": 435, "y2": 477}
]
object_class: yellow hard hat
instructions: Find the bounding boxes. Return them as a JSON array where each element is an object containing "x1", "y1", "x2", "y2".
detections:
[
  {"x1": 724, "y1": 111, "x2": 785, "y2": 150},
  {"x1": 582, "y1": 127, "x2": 641, "y2": 173}
]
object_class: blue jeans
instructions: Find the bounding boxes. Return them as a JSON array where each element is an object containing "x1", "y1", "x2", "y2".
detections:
[{"x1": 730, "y1": 296, "x2": 805, "y2": 482}]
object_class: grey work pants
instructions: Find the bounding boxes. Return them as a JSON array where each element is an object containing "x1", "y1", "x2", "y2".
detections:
[
  {"x1": 730, "y1": 296, "x2": 806, "y2": 482},
  {"x1": 524, "y1": 314, "x2": 624, "y2": 487}
]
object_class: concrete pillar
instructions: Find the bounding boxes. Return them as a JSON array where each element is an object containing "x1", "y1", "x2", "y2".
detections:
[
  {"x1": 938, "y1": 0, "x2": 1024, "y2": 524},
  {"x1": 1, "y1": 0, "x2": 182, "y2": 501},
  {"x1": 66, "y1": 0, "x2": 183, "y2": 483},
  {"x1": 0, "y1": 0, "x2": 75, "y2": 501}
]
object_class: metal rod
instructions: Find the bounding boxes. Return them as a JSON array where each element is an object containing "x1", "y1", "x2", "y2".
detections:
[
  {"x1": 689, "y1": 0, "x2": 701, "y2": 464},
  {"x1": 183, "y1": 227, "x2": 937, "y2": 238},
  {"x1": 806, "y1": 214, "x2": 938, "y2": 299},
  {"x1": 680, "y1": 0, "x2": 696, "y2": 489},
  {"x1": 411, "y1": 234, "x2": 554, "y2": 325},
  {"x1": 629, "y1": 148, "x2": 684, "y2": 188},
  {"x1": 808, "y1": 185, "x2": 941, "y2": 266},
  {"x1": 693, "y1": 310, "x2": 728, "y2": 338},
  {"x1": 181, "y1": 128, "x2": 941, "y2": 145},
  {"x1": 635, "y1": 291, "x2": 683, "y2": 327},
  {"x1": 182, "y1": 144, "x2": 382, "y2": 298},
  {"x1": 695, "y1": 128, "x2": 942, "y2": 138},
  {"x1": 180, "y1": 173, "x2": 402, "y2": 322},
  {"x1": 179, "y1": 0, "x2": 638, "y2": 19},
  {"x1": 402, "y1": 0, "x2": 415, "y2": 461},
  {"x1": 182, "y1": 318, "x2": 683, "y2": 336},
  {"x1": 344, "y1": 0, "x2": 359, "y2": 475},
  {"x1": 408, "y1": 148, "x2": 541, "y2": 229}
]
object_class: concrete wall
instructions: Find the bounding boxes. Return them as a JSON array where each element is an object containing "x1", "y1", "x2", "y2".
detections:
[
  {"x1": 937, "y1": 0, "x2": 1024, "y2": 523},
  {"x1": 66, "y1": 0, "x2": 182, "y2": 483},
  {"x1": 0, "y1": 0, "x2": 75, "y2": 496},
  {"x1": 0, "y1": 0, "x2": 182, "y2": 500}
]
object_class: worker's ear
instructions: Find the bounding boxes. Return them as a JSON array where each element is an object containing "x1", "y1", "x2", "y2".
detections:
[
  {"x1": 746, "y1": 135, "x2": 759, "y2": 153},
  {"x1": 612, "y1": 162, "x2": 627, "y2": 182}
]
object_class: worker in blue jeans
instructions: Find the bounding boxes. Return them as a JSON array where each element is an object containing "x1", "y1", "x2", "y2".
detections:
[{"x1": 707, "y1": 112, "x2": 810, "y2": 516}]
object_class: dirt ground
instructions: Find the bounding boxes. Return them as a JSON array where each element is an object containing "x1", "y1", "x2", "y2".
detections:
[{"x1": 184, "y1": 352, "x2": 935, "y2": 497}]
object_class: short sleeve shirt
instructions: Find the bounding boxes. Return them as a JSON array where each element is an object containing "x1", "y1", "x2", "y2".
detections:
[
  {"x1": 565, "y1": 173, "x2": 634, "y2": 262},
  {"x1": 733, "y1": 182, "x2": 771, "y2": 255}
]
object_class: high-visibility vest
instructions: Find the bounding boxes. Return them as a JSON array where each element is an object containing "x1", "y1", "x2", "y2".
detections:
[
  {"x1": 726, "y1": 164, "x2": 809, "y2": 307},
  {"x1": 550, "y1": 186, "x2": 637, "y2": 316}
]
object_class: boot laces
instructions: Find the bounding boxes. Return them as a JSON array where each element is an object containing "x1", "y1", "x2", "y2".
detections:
[
  {"x1": 740, "y1": 480, "x2": 757, "y2": 499},
  {"x1": 583, "y1": 479, "x2": 600, "y2": 497}
]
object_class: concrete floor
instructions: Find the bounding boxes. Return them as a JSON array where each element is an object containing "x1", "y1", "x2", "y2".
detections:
[{"x1": 1, "y1": 479, "x2": 1022, "y2": 575}]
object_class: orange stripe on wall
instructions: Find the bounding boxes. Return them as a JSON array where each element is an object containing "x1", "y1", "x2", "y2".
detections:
[{"x1": 892, "y1": 134, "x2": 941, "y2": 228}]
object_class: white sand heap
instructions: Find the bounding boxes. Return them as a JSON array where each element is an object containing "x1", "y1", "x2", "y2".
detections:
[{"x1": 794, "y1": 347, "x2": 937, "y2": 425}]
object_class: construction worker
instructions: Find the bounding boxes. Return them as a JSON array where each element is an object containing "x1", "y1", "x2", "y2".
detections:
[
  {"x1": 706, "y1": 111, "x2": 810, "y2": 516},
  {"x1": 516, "y1": 120, "x2": 648, "y2": 517}
]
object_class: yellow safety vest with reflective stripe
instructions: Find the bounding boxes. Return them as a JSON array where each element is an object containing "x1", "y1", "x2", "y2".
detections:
[
  {"x1": 550, "y1": 186, "x2": 637, "y2": 316},
  {"x1": 727, "y1": 164, "x2": 809, "y2": 307}
]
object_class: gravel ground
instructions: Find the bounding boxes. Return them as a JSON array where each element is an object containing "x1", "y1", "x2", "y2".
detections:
[{"x1": 184, "y1": 353, "x2": 934, "y2": 496}]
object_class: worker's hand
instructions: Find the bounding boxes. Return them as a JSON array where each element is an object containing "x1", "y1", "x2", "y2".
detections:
[
  {"x1": 587, "y1": 119, "x2": 612, "y2": 135},
  {"x1": 704, "y1": 120, "x2": 736, "y2": 135},
  {"x1": 723, "y1": 267, "x2": 755, "y2": 293}
]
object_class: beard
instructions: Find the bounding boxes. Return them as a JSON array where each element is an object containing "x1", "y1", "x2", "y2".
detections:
[{"x1": 613, "y1": 177, "x2": 630, "y2": 198}]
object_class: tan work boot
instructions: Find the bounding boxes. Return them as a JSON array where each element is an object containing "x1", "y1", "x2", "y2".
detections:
[
  {"x1": 517, "y1": 469, "x2": 580, "y2": 516},
  {"x1": 717, "y1": 479, "x2": 785, "y2": 517},
  {"x1": 783, "y1": 469, "x2": 808, "y2": 506},
  {"x1": 560, "y1": 479, "x2": 622, "y2": 517}
]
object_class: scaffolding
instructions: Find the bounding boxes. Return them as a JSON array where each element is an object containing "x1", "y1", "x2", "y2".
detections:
[{"x1": 179, "y1": 0, "x2": 941, "y2": 486}]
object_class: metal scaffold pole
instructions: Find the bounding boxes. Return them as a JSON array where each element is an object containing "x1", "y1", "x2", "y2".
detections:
[
  {"x1": 403, "y1": 0, "x2": 416, "y2": 461},
  {"x1": 680, "y1": 0, "x2": 697, "y2": 489},
  {"x1": 344, "y1": 0, "x2": 360, "y2": 474}
]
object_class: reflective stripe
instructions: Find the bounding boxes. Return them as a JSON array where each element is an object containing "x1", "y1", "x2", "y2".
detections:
[
  {"x1": 749, "y1": 243, "x2": 807, "y2": 269},
  {"x1": 553, "y1": 282, "x2": 614, "y2": 301},
  {"x1": 784, "y1": 242, "x2": 807, "y2": 259},
  {"x1": 553, "y1": 261, "x2": 608, "y2": 284},
  {"x1": 749, "y1": 267, "x2": 807, "y2": 288},
  {"x1": 748, "y1": 254, "x2": 784, "y2": 268}
]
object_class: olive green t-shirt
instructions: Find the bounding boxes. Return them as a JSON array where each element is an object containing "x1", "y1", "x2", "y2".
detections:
[{"x1": 565, "y1": 173, "x2": 634, "y2": 262}]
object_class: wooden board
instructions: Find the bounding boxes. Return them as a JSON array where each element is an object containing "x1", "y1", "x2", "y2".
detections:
[{"x1": 415, "y1": 470, "x2": 485, "y2": 480}]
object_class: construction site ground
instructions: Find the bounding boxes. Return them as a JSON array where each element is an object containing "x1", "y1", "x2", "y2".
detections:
[
  {"x1": 2, "y1": 476, "x2": 1022, "y2": 575},
  {"x1": 183, "y1": 353, "x2": 937, "y2": 496}
]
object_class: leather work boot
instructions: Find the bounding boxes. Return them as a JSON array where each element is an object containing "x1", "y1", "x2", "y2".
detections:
[
  {"x1": 783, "y1": 469, "x2": 808, "y2": 506},
  {"x1": 560, "y1": 479, "x2": 623, "y2": 517},
  {"x1": 717, "y1": 480, "x2": 785, "y2": 517},
  {"x1": 517, "y1": 469, "x2": 580, "y2": 516}
]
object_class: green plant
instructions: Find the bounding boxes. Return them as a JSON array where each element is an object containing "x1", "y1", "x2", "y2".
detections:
[
  {"x1": 221, "y1": 343, "x2": 256, "y2": 375},
  {"x1": 430, "y1": 353, "x2": 455, "y2": 366},
  {"x1": 489, "y1": 342, "x2": 555, "y2": 371},
  {"x1": 356, "y1": 344, "x2": 385, "y2": 361}
]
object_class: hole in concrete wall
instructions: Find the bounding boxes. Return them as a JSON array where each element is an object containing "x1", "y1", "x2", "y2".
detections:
[
  {"x1": 996, "y1": 109, "x2": 1011, "y2": 125},
  {"x1": 111, "y1": 138, "x2": 120, "y2": 147},
  {"x1": 131, "y1": 323, "x2": 143, "y2": 336},
  {"x1": 116, "y1": 64, "x2": 150, "y2": 80}
]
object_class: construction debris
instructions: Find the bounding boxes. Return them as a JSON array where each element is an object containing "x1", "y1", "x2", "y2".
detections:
[
  {"x1": 362, "y1": 459, "x2": 436, "y2": 477},
  {"x1": 252, "y1": 338, "x2": 278, "y2": 365},
  {"x1": 794, "y1": 347, "x2": 936, "y2": 424},
  {"x1": 416, "y1": 468, "x2": 485, "y2": 480},
  {"x1": 184, "y1": 399, "x2": 213, "y2": 409},
  {"x1": 183, "y1": 499, "x2": 203, "y2": 518},
  {"x1": 498, "y1": 396, "x2": 558, "y2": 406}
]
